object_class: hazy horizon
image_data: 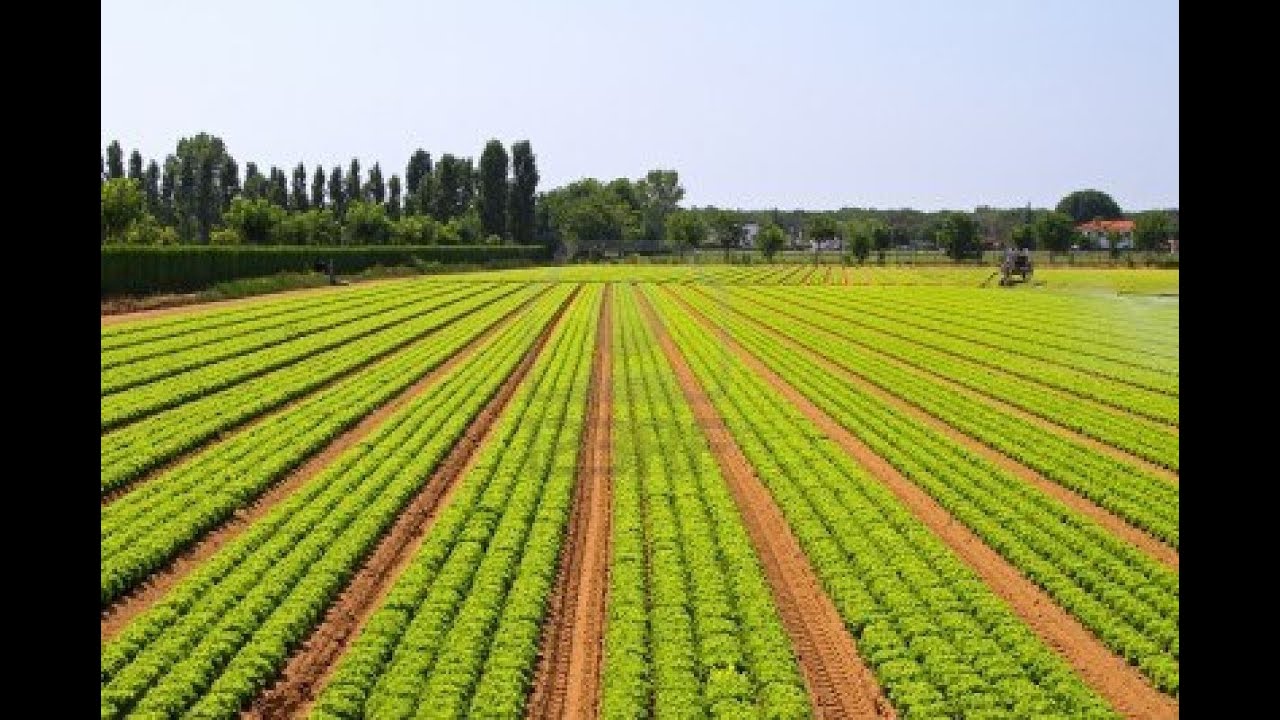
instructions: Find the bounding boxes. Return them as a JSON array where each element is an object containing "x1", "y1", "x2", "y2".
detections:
[{"x1": 102, "y1": 0, "x2": 1178, "y2": 212}]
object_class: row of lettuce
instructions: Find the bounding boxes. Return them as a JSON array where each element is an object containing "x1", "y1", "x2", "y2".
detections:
[
  {"x1": 100, "y1": 284, "x2": 526, "y2": 494},
  {"x1": 655, "y1": 286, "x2": 1179, "y2": 695},
  {"x1": 101, "y1": 284, "x2": 554, "y2": 605},
  {"x1": 642, "y1": 286, "x2": 1123, "y2": 716},
  {"x1": 101, "y1": 285, "x2": 582, "y2": 718},
  {"x1": 101, "y1": 280, "x2": 432, "y2": 394},
  {"x1": 685, "y1": 287, "x2": 1179, "y2": 547},
  {"x1": 600, "y1": 286, "x2": 811, "y2": 717}
]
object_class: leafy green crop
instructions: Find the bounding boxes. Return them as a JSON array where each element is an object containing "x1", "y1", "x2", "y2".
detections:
[
  {"x1": 100, "y1": 284, "x2": 576, "y2": 719},
  {"x1": 310, "y1": 286, "x2": 601, "y2": 719},
  {"x1": 644, "y1": 285, "x2": 1124, "y2": 716},
  {"x1": 600, "y1": 285, "x2": 809, "y2": 719}
]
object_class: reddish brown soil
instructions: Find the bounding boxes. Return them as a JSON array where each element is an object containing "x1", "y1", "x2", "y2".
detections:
[
  {"x1": 245, "y1": 287, "x2": 581, "y2": 720},
  {"x1": 526, "y1": 285, "x2": 614, "y2": 720},
  {"x1": 100, "y1": 276, "x2": 412, "y2": 325},
  {"x1": 637, "y1": 291, "x2": 896, "y2": 720},
  {"x1": 100, "y1": 289, "x2": 552, "y2": 643},
  {"x1": 734, "y1": 294, "x2": 1180, "y2": 482},
  {"x1": 672, "y1": 288, "x2": 1178, "y2": 572},
  {"x1": 671, "y1": 293, "x2": 1180, "y2": 720}
]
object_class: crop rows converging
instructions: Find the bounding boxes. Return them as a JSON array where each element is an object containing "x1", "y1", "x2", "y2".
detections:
[
  {"x1": 660, "y1": 287, "x2": 1180, "y2": 694},
  {"x1": 100, "y1": 283, "x2": 581, "y2": 718},
  {"x1": 100, "y1": 270, "x2": 1177, "y2": 719},
  {"x1": 675, "y1": 286, "x2": 1180, "y2": 547},
  {"x1": 641, "y1": 286, "x2": 1119, "y2": 717},
  {"x1": 309, "y1": 284, "x2": 602, "y2": 719},
  {"x1": 601, "y1": 285, "x2": 810, "y2": 718}
]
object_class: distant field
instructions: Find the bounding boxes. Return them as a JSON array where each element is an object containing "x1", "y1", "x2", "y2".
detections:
[{"x1": 101, "y1": 267, "x2": 1178, "y2": 718}]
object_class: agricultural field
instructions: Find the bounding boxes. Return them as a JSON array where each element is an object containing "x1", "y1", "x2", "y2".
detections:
[{"x1": 101, "y1": 267, "x2": 1178, "y2": 719}]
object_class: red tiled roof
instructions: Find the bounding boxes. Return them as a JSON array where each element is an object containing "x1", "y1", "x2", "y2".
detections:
[{"x1": 1076, "y1": 219, "x2": 1135, "y2": 232}]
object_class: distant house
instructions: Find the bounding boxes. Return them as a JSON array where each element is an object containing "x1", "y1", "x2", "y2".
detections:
[
  {"x1": 1076, "y1": 219, "x2": 1135, "y2": 249},
  {"x1": 739, "y1": 222, "x2": 760, "y2": 248}
]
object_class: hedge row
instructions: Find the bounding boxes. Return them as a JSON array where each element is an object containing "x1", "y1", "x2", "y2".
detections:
[{"x1": 101, "y1": 245, "x2": 549, "y2": 296}]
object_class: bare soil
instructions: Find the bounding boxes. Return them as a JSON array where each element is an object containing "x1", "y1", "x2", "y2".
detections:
[
  {"x1": 637, "y1": 291, "x2": 896, "y2": 720},
  {"x1": 671, "y1": 291, "x2": 1180, "y2": 719},
  {"x1": 674, "y1": 288, "x2": 1177, "y2": 571},
  {"x1": 100, "y1": 289, "x2": 550, "y2": 643},
  {"x1": 245, "y1": 287, "x2": 580, "y2": 719},
  {"x1": 526, "y1": 285, "x2": 614, "y2": 720}
]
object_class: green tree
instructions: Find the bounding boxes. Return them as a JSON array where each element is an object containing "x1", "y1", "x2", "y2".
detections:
[
  {"x1": 850, "y1": 230, "x2": 872, "y2": 263},
  {"x1": 869, "y1": 219, "x2": 891, "y2": 262},
  {"x1": 1033, "y1": 211, "x2": 1078, "y2": 254},
  {"x1": 107, "y1": 141, "x2": 124, "y2": 179},
  {"x1": 101, "y1": 178, "x2": 145, "y2": 243},
  {"x1": 127, "y1": 150, "x2": 143, "y2": 182},
  {"x1": 807, "y1": 215, "x2": 842, "y2": 253},
  {"x1": 1056, "y1": 189, "x2": 1123, "y2": 223},
  {"x1": 433, "y1": 154, "x2": 464, "y2": 221},
  {"x1": 159, "y1": 156, "x2": 178, "y2": 224},
  {"x1": 266, "y1": 167, "x2": 288, "y2": 208},
  {"x1": 346, "y1": 158, "x2": 362, "y2": 204},
  {"x1": 343, "y1": 200, "x2": 392, "y2": 244},
  {"x1": 1011, "y1": 223, "x2": 1036, "y2": 250},
  {"x1": 223, "y1": 196, "x2": 285, "y2": 244},
  {"x1": 637, "y1": 169, "x2": 684, "y2": 251},
  {"x1": 275, "y1": 208, "x2": 341, "y2": 245},
  {"x1": 366, "y1": 163, "x2": 385, "y2": 205},
  {"x1": 508, "y1": 141, "x2": 538, "y2": 246},
  {"x1": 311, "y1": 166, "x2": 326, "y2": 210},
  {"x1": 405, "y1": 150, "x2": 432, "y2": 215},
  {"x1": 936, "y1": 213, "x2": 982, "y2": 260},
  {"x1": 124, "y1": 214, "x2": 179, "y2": 245},
  {"x1": 328, "y1": 166, "x2": 346, "y2": 220},
  {"x1": 1133, "y1": 211, "x2": 1172, "y2": 251},
  {"x1": 387, "y1": 174, "x2": 402, "y2": 221},
  {"x1": 711, "y1": 211, "x2": 745, "y2": 260},
  {"x1": 220, "y1": 156, "x2": 240, "y2": 211},
  {"x1": 143, "y1": 160, "x2": 160, "y2": 216},
  {"x1": 290, "y1": 163, "x2": 310, "y2": 212},
  {"x1": 391, "y1": 214, "x2": 443, "y2": 245},
  {"x1": 242, "y1": 162, "x2": 266, "y2": 199},
  {"x1": 664, "y1": 209, "x2": 707, "y2": 258},
  {"x1": 171, "y1": 133, "x2": 235, "y2": 242},
  {"x1": 757, "y1": 221, "x2": 786, "y2": 260},
  {"x1": 478, "y1": 140, "x2": 510, "y2": 241}
]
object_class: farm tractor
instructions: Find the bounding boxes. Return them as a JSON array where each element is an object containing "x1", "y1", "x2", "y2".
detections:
[{"x1": 982, "y1": 248, "x2": 1034, "y2": 287}]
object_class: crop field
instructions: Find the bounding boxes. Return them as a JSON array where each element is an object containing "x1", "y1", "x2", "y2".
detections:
[{"x1": 101, "y1": 268, "x2": 1178, "y2": 719}]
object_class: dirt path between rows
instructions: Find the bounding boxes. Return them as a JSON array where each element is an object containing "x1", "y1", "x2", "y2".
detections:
[
  {"x1": 100, "y1": 276, "x2": 416, "y2": 326},
  {"x1": 246, "y1": 287, "x2": 581, "y2": 720},
  {"x1": 526, "y1": 285, "x2": 613, "y2": 720},
  {"x1": 100, "y1": 289, "x2": 553, "y2": 643},
  {"x1": 671, "y1": 294, "x2": 1179, "y2": 719},
  {"x1": 673, "y1": 288, "x2": 1177, "y2": 571},
  {"x1": 734, "y1": 294, "x2": 1180, "y2": 481},
  {"x1": 637, "y1": 291, "x2": 896, "y2": 720}
]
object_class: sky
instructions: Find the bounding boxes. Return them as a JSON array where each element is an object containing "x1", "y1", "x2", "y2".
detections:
[{"x1": 101, "y1": 0, "x2": 1178, "y2": 212}]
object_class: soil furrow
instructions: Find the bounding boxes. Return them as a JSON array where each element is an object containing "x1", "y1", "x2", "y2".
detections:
[
  {"x1": 246, "y1": 286, "x2": 580, "y2": 720},
  {"x1": 100, "y1": 288, "x2": 548, "y2": 642},
  {"x1": 672, "y1": 292, "x2": 1179, "y2": 720},
  {"x1": 637, "y1": 291, "x2": 895, "y2": 720},
  {"x1": 527, "y1": 285, "x2": 613, "y2": 720},
  {"x1": 673, "y1": 287, "x2": 1178, "y2": 570}
]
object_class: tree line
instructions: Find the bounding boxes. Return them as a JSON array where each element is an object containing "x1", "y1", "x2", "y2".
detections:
[
  {"x1": 101, "y1": 134, "x2": 539, "y2": 248},
  {"x1": 538, "y1": 185, "x2": 1178, "y2": 262}
]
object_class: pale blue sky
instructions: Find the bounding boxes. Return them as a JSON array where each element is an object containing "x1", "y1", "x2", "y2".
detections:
[{"x1": 102, "y1": 0, "x2": 1178, "y2": 211}]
